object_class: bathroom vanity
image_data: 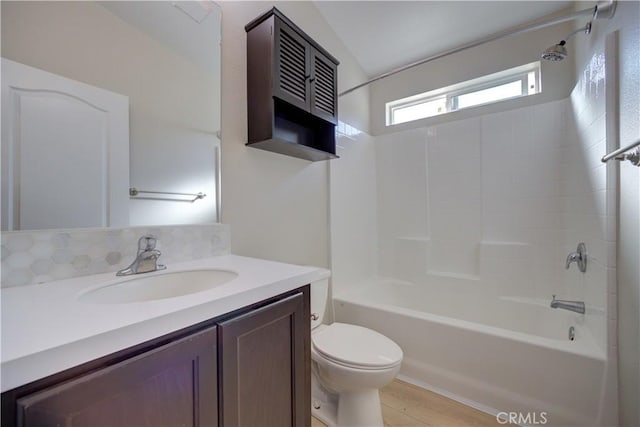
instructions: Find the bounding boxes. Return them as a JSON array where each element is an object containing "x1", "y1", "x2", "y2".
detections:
[{"x1": 1, "y1": 255, "x2": 328, "y2": 427}]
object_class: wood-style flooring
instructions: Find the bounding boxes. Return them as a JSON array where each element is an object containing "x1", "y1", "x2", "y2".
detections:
[{"x1": 312, "y1": 379, "x2": 505, "y2": 427}]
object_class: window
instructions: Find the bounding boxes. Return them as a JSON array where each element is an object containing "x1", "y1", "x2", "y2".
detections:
[{"x1": 386, "y1": 62, "x2": 541, "y2": 126}]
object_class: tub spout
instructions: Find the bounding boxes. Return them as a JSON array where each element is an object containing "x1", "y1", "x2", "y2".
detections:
[{"x1": 550, "y1": 295, "x2": 585, "y2": 314}]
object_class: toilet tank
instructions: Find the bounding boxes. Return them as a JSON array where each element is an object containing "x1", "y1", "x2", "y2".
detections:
[{"x1": 310, "y1": 278, "x2": 329, "y2": 330}]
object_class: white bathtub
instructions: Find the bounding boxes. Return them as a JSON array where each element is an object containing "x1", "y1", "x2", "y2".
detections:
[{"x1": 333, "y1": 279, "x2": 608, "y2": 426}]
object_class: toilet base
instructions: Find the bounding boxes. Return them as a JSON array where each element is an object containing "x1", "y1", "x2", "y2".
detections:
[
  {"x1": 337, "y1": 389, "x2": 383, "y2": 427},
  {"x1": 312, "y1": 372, "x2": 338, "y2": 426},
  {"x1": 312, "y1": 374, "x2": 384, "y2": 427}
]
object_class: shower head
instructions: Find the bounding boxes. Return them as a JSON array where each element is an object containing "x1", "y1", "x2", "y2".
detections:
[
  {"x1": 542, "y1": 41, "x2": 568, "y2": 61},
  {"x1": 541, "y1": 22, "x2": 592, "y2": 61}
]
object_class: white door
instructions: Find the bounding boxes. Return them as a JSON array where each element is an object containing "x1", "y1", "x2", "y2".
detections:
[{"x1": 1, "y1": 58, "x2": 129, "y2": 230}]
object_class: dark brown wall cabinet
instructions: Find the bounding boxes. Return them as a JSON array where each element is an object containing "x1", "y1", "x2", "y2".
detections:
[
  {"x1": 2, "y1": 287, "x2": 311, "y2": 427},
  {"x1": 246, "y1": 8, "x2": 340, "y2": 161}
]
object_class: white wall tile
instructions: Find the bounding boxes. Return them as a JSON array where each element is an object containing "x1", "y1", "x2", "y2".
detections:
[
  {"x1": 560, "y1": 47, "x2": 615, "y2": 353},
  {"x1": 331, "y1": 129, "x2": 379, "y2": 291}
]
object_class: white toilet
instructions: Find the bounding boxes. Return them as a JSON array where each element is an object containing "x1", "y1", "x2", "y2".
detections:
[{"x1": 311, "y1": 279, "x2": 403, "y2": 427}]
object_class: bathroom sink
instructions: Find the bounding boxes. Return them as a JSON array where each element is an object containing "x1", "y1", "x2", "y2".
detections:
[{"x1": 78, "y1": 269, "x2": 238, "y2": 304}]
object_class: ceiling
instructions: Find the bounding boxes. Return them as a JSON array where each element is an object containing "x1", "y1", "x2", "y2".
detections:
[
  {"x1": 314, "y1": 1, "x2": 574, "y2": 77},
  {"x1": 99, "y1": 1, "x2": 221, "y2": 72}
]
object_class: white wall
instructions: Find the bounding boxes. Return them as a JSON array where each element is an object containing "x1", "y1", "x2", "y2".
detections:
[
  {"x1": 1, "y1": 1, "x2": 220, "y2": 226},
  {"x1": 369, "y1": 17, "x2": 575, "y2": 136},
  {"x1": 218, "y1": 1, "x2": 369, "y2": 269},
  {"x1": 572, "y1": 2, "x2": 640, "y2": 425}
]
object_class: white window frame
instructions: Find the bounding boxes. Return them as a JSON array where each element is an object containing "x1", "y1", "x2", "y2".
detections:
[{"x1": 386, "y1": 62, "x2": 541, "y2": 126}]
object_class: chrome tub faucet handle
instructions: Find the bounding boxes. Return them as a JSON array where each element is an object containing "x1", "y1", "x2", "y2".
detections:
[{"x1": 565, "y1": 242, "x2": 587, "y2": 273}]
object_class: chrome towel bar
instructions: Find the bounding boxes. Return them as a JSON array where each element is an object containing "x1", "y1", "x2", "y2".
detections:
[
  {"x1": 601, "y1": 138, "x2": 640, "y2": 166},
  {"x1": 129, "y1": 187, "x2": 206, "y2": 203}
]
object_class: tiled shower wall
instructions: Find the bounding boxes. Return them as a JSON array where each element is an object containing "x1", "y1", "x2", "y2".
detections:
[
  {"x1": 1, "y1": 223, "x2": 230, "y2": 287},
  {"x1": 565, "y1": 45, "x2": 616, "y2": 358},
  {"x1": 376, "y1": 95, "x2": 612, "y2": 351}
]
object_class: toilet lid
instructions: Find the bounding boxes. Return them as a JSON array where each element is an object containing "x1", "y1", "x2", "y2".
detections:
[{"x1": 312, "y1": 323, "x2": 403, "y2": 369}]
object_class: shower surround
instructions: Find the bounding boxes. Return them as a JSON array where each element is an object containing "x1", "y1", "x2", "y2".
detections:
[
  {"x1": 331, "y1": 57, "x2": 617, "y2": 424},
  {"x1": 375, "y1": 96, "x2": 611, "y2": 350},
  {"x1": 376, "y1": 100, "x2": 570, "y2": 297}
]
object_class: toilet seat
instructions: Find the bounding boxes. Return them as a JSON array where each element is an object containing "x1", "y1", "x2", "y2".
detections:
[{"x1": 312, "y1": 323, "x2": 403, "y2": 370}]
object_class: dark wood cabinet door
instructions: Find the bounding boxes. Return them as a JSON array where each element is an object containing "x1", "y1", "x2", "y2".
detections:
[
  {"x1": 310, "y1": 48, "x2": 338, "y2": 125},
  {"x1": 219, "y1": 292, "x2": 310, "y2": 427},
  {"x1": 274, "y1": 19, "x2": 311, "y2": 113},
  {"x1": 15, "y1": 326, "x2": 218, "y2": 427}
]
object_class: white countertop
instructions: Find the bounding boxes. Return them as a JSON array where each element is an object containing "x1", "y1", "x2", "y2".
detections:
[{"x1": 1, "y1": 254, "x2": 330, "y2": 392}]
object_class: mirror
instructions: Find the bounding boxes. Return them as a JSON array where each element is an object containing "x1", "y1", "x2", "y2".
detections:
[{"x1": 1, "y1": 1, "x2": 221, "y2": 231}]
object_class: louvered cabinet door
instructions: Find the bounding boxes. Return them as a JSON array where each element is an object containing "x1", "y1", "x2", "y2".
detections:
[
  {"x1": 310, "y1": 49, "x2": 338, "y2": 124},
  {"x1": 274, "y1": 19, "x2": 311, "y2": 112},
  {"x1": 245, "y1": 8, "x2": 339, "y2": 161}
]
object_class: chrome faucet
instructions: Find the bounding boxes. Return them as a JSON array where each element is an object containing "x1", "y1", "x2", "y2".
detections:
[
  {"x1": 550, "y1": 295, "x2": 585, "y2": 314},
  {"x1": 566, "y1": 242, "x2": 587, "y2": 272},
  {"x1": 116, "y1": 235, "x2": 166, "y2": 276}
]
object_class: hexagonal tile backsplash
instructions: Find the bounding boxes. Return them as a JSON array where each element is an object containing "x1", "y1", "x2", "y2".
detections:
[{"x1": 1, "y1": 224, "x2": 230, "y2": 287}]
